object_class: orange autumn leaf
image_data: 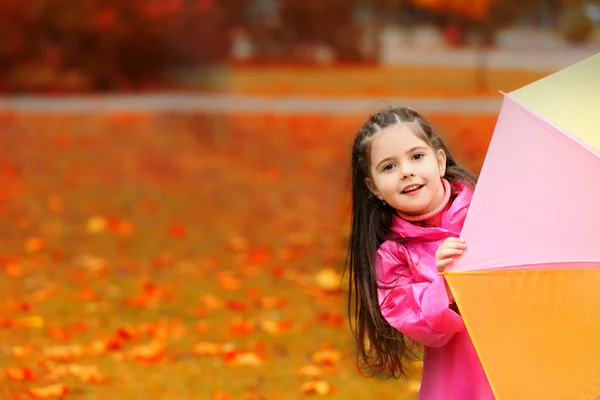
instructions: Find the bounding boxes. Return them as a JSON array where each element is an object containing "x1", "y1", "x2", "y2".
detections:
[
  {"x1": 406, "y1": 380, "x2": 422, "y2": 393},
  {"x1": 223, "y1": 350, "x2": 263, "y2": 366},
  {"x1": 12, "y1": 315, "x2": 44, "y2": 329},
  {"x1": 260, "y1": 319, "x2": 293, "y2": 335},
  {"x1": 123, "y1": 283, "x2": 171, "y2": 308},
  {"x1": 311, "y1": 349, "x2": 342, "y2": 366},
  {"x1": 28, "y1": 384, "x2": 68, "y2": 399},
  {"x1": 25, "y1": 237, "x2": 45, "y2": 253},
  {"x1": 5, "y1": 367, "x2": 36, "y2": 382},
  {"x1": 195, "y1": 321, "x2": 210, "y2": 333},
  {"x1": 300, "y1": 380, "x2": 334, "y2": 395},
  {"x1": 8, "y1": 300, "x2": 32, "y2": 313},
  {"x1": 47, "y1": 196, "x2": 64, "y2": 213},
  {"x1": 200, "y1": 294, "x2": 224, "y2": 309},
  {"x1": 168, "y1": 223, "x2": 187, "y2": 238},
  {"x1": 127, "y1": 340, "x2": 165, "y2": 363},
  {"x1": 3, "y1": 259, "x2": 23, "y2": 277},
  {"x1": 46, "y1": 326, "x2": 71, "y2": 342},
  {"x1": 116, "y1": 325, "x2": 138, "y2": 341},
  {"x1": 78, "y1": 286, "x2": 98, "y2": 302},
  {"x1": 143, "y1": 319, "x2": 186, "y2": 340},
  {"x1": 317, "y1": 312, "x2": 345, "y2": 328},
  {"x1": 216, "y1": 272, "x2": 241, "y2": 291},
  {"x1": 44, "y1": 345, "x2": 84, "y2": 362},
  {"x1": 314, "y1": 268, "x2": 341, "y2": 291},
  {"x1": 212, "y1": 393, "x2": 232, "y2": 400},
  {"x1": 116, "y1": 220, "x2": 134, "y2": 236},
  {"x1": 85, "y1": 216, "x2": 106, "y2": 233},
  {"x1": 246, "y1": 287, "x2": 261, "y2": 299},
  {"x1": 230, "y1": 318, "x2": 255, "y2": 336},
  {"x1": 193, "y1": 342, "x2": 225, "y2": 356},
  {"x1": 298, "y1": 364, "x2": 322, "y2": 378},
  {"x1": 246, "y1": 246, "x2": 270, "y2": 264},
  {"x1": 226, "y1": 235, "x2": 248, "y2": 252},
  {"x1": 226, "y1": 300, "x2": 248, "y2": 312},
  {"x1": 11, "y1": 346, "x2": 33, "y2": 358},
  {"x1": 46, "y1": 363, "x2": 107, "y2": 384},
  {"x1": 258, "y1": 296, "x2": 286, "y2": 309}
]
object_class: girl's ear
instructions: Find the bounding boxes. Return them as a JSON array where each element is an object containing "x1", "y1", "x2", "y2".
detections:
[
  {"x1": 436, "y1": 149, "x2": 447, "y2": 177},
  {"x1": 364, "y1": 177, "x2": 383, "y2": 200}
]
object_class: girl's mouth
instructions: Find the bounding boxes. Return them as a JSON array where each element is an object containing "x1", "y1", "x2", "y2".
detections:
[{"x1": 401, "y1": 184, "x2": 424, "y2": 194}]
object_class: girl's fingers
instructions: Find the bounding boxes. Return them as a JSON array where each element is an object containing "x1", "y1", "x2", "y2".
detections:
[
  {"x1": 437, "y1": 248, "x2": 464, "y2": 259},
  {"x1": 442, "y1": 240, "x2": 466, "y2": 249},
  {"x1": 437, "y1": 258, "x2": 454, "y2": 271}
]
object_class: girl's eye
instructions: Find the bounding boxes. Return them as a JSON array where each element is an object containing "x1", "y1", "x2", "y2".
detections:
[
  {"x1": 412, "y1": 153, "x2": 424, "y2": 161},
  {"x1": 383, "y1": 164, "x2": 395, "y2": 171}
]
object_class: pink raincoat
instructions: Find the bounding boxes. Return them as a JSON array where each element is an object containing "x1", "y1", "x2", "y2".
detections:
[{"x1": 375, "y1": 182, "x2": 495, "y2": 400}]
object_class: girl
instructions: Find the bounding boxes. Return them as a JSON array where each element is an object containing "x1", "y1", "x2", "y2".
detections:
[{"x1": 346, "y1": 108, "x2": 495, "y2": 399}]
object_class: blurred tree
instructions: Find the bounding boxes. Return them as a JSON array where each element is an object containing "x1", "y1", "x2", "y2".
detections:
[
  {"x1": 556, "y1": 0, "x2": 598, "y2": 42},
  {"x1": 0, "y1": 0, "x2": 248, "y2": 92},
  {"x1": 279, "y1": 0, "x2": 365, "y2": 62}
]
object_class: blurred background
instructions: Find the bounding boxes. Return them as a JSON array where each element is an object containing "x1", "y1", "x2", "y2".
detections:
[{"x1": 0, "y1": 1, "x2": 599, "y2": 399}]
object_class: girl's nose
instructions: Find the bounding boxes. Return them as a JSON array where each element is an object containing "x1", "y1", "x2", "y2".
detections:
[{"x1": 398, "y1": 164, "x2": 415, "y2": 179}]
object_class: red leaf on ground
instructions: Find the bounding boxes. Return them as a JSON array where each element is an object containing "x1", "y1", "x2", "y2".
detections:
[{"x1": 5, "y1": 367, "x2": 36, "y2": 382}]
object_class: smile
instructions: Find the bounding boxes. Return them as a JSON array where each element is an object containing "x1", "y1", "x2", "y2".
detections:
[{"x1": 401, "y1": 184, "x2": 424, "y2": 194}]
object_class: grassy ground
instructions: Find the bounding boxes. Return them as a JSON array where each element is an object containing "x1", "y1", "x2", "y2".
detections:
[{"x1": 0, "y1": 111, "x2": 496, "y2": 399}]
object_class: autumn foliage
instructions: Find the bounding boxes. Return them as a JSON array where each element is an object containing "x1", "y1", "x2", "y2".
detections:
[
  {"x1": 0, "y1": 111, "x2": 495, "y2": 398},
  {"x1": 0, "y1": 0, "x2": 245, "y2": 92}
]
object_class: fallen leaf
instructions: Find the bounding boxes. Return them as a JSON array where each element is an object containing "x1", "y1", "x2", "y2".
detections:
[
  {"x1": 226, "y1": 300, "x2": 248, "y2": 312},
  {"x1": 46, "y1": 363, "x2": 107, "y2": 383},
  {"x1": 193, "y1": 342, "x2": 224, "y2": 356},
  {"x1": 300, "y1": 380, "x2": 334, "y2": 395},
  {"x1": 226, "y1": 235, "x2": 248, "y2": 252},
  {"x1": 11, "y1": 346, "x2": 33, "y2": 358},
  {"x1": 44, "y1": 345, "x2": 84, "y2": 362},
  {"x1": 195, "y1": 322, "x2": 210, "y2": 333},
  {"x1": 216, "y1": 272, "x2": 241, "y2": 291},
  {"x1": 5, "y1": 367, "x2": 36, "y2": 382},
  {"x1": 246, "y1": 246, "x2": 270, "y2": 264},
  {"x1": 314, "y1": 268, "x2": 341, "y2": 291},
  {"x1": 311, "y1": 349, "x2": 342, "y2": 366},
  {"x1": 168, "y1": 223, "x2": 187, "y2": 238},
  {"x1": 200, "y1": 294, "x2": 224, "y2": 309},
  {"x1": 25, "y1": 237, "x2": 45, "y2": 253},
  {"x1": 212, "y1": 393, "x2": 232, "y2": 400},
  {"x1": 223, "y1": 350, "x2": 263, "y2": 366},
  {"x1": 298, "y1": 364, "x2": 322, "y2": 378},
  {"x1": 27, "y1": 384, "x2": 69, "y2": 399},
  {"x1": 259, "y1": 319, "x2": 293, "y2": 335},
  {"x1": 230, "y1": 318, "x2": 255, "y2": 336},
  {"x1": 13, "y1": 315, "x2": 45, "y2": 329},
  {"x1": 127, "y1": 340, "x2": 165, "y2": 363},
  {"x1": 86, "y1": 216, "x2": 107, "y2": 233},
  {"x1": 258, "y1": 296, "x2": 286, "y2": 309},
  {"x1": 407, "y1": 380, "x2": 421, "y2": 393}
]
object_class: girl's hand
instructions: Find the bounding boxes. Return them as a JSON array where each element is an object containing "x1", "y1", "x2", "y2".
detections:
[{"x1": 435, "y1": 237, "x2": 466, "y2": 272}]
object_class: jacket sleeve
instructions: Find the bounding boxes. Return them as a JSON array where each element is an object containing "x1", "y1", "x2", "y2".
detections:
[{"x1": 375, "y1": 245, "x2": 465, "y2": 348}]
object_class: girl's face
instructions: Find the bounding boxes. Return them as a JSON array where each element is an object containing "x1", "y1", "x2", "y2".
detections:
[{"x1": 365, "y1": 123, "x2": 447, "y2": 216}]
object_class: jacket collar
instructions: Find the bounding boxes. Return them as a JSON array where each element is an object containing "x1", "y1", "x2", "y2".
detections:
[{"x1": 388, "y1": 181, "x2": 473, "y2": 240}]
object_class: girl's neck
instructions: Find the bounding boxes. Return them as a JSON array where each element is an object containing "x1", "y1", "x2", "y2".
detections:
[{"x1": 396, "y1": 179, "x2": 451, "y2": 225}]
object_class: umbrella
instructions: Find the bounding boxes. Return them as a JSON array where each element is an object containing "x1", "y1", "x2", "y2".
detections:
[{"x1": 444, "y1": 52, "x2": 600, "y2": 399}]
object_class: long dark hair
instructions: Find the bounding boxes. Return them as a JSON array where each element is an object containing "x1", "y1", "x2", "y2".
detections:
[{"x1": 346, "y1": 107, "x2": 478, "y2": 378}]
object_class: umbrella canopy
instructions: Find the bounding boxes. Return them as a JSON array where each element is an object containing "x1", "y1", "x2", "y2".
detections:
[{"x1": 444, "y1": 52, "x2": 600, "y2": 399}]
